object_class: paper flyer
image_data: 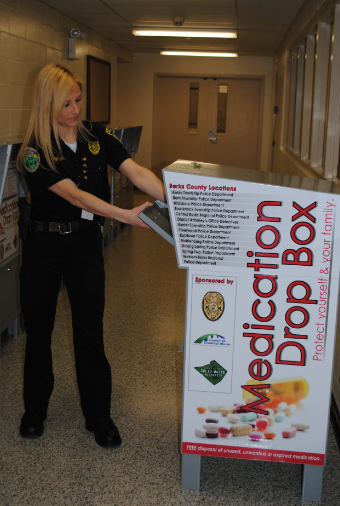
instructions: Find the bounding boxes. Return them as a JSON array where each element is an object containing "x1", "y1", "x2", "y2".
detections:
[{"x1": 163, "y1": 169, "x2": 340, "y2": 466}]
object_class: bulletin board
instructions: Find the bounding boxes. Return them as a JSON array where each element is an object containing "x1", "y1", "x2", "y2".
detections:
[{"x1": 86, "y1": 56, "x2": 111, "y2": 125}]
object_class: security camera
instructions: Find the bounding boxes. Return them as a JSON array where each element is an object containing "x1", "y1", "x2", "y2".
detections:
[{"x1": 70, "y1": 27, "x2": 87, "y2": 40}]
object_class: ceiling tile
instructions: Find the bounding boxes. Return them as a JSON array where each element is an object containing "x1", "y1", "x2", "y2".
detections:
[
  {"x1": 43, "y1": 0, "x2": 102, "y2": 7},
  {"x1": 239, "y1": 23, "x2": 290, "y2": 32},
  {"x1": 75, "y1": 13, "x2": 129, "y2": 27},
  {"x1": 105, "y1": 0, "x2": 235, "y2": 7},
  {"x1": 237, "y1": 0, "x2": 305, "y2": 13},
  {"x1": 112, "y1": 6, "x2": 235, "y2": 28},
  {"x1": 238, "y1": 14, "x2": 295, "y2": 25},
  {"x1": 238, "y1": 33, "x2": 284, "y2": 45},
  {"x1": 59, "y1": 5, "x2": 114, "y2": 14},
  {"x1": 239, "y1": 49, "x2": 275, "y2": 56}
]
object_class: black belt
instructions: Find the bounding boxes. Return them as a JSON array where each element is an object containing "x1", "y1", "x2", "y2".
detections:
[{"x1": 29, "y1": 220, "x2": 98, "y2": 234}]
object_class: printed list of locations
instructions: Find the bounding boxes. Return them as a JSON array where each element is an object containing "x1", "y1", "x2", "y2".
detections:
[{"x1": 170, "y1": 187, "x2": 254, "y2": 267}]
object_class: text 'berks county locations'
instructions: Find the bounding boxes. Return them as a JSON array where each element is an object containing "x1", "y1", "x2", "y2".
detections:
[{"x1": 170, "y1": 186, "x2": 252, "y2": 267}]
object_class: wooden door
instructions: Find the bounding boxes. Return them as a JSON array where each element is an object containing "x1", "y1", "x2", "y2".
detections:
[{"x1": 152, "y1": 76, "x2": 263, "y2": 180}]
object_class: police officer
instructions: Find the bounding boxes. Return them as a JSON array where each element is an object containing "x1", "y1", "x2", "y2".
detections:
[{"x1": 17, "y1": 63, "x2": 165, "y2": 448}]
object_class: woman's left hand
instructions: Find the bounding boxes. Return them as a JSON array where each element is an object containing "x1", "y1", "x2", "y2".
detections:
[{"x1": 122, "y1": 201, "x2": 153, "y2": 228}]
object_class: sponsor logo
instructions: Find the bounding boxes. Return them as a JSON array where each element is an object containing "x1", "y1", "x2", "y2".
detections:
[
  {"x1": 195, "y1": 360, "x2": 227, "y2": 385},
  {"x1": 194, "y1": 334, "x2": 230, "y2": 346},
  {"x1": 23, "y1": 148, "x2": 40, "y2": 172},
  {"x1": 202, "y1": 292, "x2": 224, "y2": 321}
]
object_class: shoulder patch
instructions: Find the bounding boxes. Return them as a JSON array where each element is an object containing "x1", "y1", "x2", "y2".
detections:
[
  {"x1": 88, "y1": 140, "x2": 100, "y2": 155},
  {"x1": 105, "y1": 128, "x2": 123, "y2": 144},
  {"x1": 23, "y1": 147, "x2": 40, "y2": 173}
]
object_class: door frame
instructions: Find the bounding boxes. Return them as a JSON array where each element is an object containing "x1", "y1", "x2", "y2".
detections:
[{"x1": 152, "y1": 73, "x2": 265, "y2": 173}]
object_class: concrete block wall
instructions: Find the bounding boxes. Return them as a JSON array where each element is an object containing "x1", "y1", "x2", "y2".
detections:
[{"x1": 0, "y1": 0, "x2": 126, "y2": 145}]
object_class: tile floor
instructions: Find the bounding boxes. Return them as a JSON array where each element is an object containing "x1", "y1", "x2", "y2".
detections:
[{"x1": 0, "y1": 191, "x2": 339, "y2": 506}]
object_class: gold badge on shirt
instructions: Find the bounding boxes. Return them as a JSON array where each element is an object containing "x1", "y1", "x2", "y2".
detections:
[
  {"x1": 88, "y1": 140, "x2": 100, "y2": 155},
  {"x1": 202, "y1": 292, "x2": 224, "y2": 321}
]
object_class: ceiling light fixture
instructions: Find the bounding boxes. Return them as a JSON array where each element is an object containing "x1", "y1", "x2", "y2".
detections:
[
  {"x1": 133, "y1": 28, "x2": 237, "y2": 39},
  {"x1": 160, "y1": 51, "x2": 238, "y2": 57}
]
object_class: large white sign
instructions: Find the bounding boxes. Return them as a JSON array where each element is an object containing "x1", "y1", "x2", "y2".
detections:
[
  {"x1": 0, "y1": 155, "x2": 19, "y2": 264},
  {"x1": 164, "y1": 170, "x2": 340, "y2": 466}
]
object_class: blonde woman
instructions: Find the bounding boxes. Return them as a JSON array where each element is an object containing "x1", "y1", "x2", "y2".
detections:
[{"x1": 17, "y1": 63, "x2": 165, "y2": 448}]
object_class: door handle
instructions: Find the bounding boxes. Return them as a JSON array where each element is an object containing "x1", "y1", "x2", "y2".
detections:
[{"x1": 208, "y1": 129, "x2": 217, "y2": 142}]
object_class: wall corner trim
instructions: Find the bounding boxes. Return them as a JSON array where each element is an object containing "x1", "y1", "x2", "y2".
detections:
[{"x1": 331, "y1": 393, "x2": 340, "y2": 452}]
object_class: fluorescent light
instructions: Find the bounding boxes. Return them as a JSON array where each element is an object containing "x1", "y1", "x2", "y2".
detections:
[
  {"x1": 133, "y1": 28, "x2": 237, "y2": 39},
  {"x1": 160, "y1": 51, "x2": 238, "y2": 57}
]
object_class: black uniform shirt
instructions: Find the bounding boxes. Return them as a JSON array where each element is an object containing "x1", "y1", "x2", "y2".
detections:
[{"x1": 22, "y1": 122, "x2": 130, "y2": 222}]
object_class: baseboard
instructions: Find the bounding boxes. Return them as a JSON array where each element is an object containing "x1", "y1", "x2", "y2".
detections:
[{"x1": 330, "y1": 393, "x2": 340, "y2": 451}]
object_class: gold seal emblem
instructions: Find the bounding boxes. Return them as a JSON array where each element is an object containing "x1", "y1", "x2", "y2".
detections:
[
  {"x1": 88, "y1": 140, "x2": 100, "y2": 155},
  {"x1": 202, "y1": 292, "x2": 224, "y2": 321}
]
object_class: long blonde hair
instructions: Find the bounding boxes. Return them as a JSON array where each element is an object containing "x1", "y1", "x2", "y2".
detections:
[{"x1": 17, "y1": 63, "x2": 91, "y2": 172}]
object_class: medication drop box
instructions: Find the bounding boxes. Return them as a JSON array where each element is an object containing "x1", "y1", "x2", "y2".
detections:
[{"x1": 162, "y1": 160, "x2": 340, "y2": 501}]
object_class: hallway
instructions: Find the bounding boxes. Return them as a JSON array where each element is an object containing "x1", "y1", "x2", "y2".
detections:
[{"x1": 0, "y1": 191, "x2": 340, "y2": 506}]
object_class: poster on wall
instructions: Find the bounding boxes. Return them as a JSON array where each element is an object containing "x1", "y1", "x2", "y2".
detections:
[
  {"x1": 163, "y1": 166, "x2": 340, "y2": 467},
  {"x1": 0, "y1": 155, "x2": 19, "y2": 264}
]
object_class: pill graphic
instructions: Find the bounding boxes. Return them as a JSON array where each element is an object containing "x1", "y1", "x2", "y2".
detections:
[
  {"x1": 208, "y1": 405, "x2": 224, "y2": 412},
  {"x1": 218, "y1": 427, "x2": 230, "y2": 436},
  {"x1": 242, "y1": 377, "x2": 309, "y2": 408},
  {"x1": 197, "y1": 407, "x2": 206, "y2": 414},
  {"x1": 206, "y1": 430, "x2": 218, "y2": 438},
  {"x1": 240, "y1": 412, "x2": 257, "y2": 422},
  {"x1": 195, "y1": 429, "x2": 206, "y2": 438},
  {"x1": 291, "y1": 423, "x2": 310, "y2": 431},
  {"x1": 205, "y1": 418, "x2": 218, "y2": 424},
  {"x1": 236, "y1": 404, "x2": 251, "y2": 413},
  {"x1": 249, "y1": 432, "x2": 262, "y2": 441},
  {"x1": 227, "y1": 414, "x2": 240, "y2": 424},
  {"x1": 278, "y1": 402, "x2": 288, "y2": 411},
  {"x1": 266, "y1": 416, "x2": 275, "y2": 427},
  {"x1": 257, "y1": 408, "x2": 274, "y2": 417},
  {"x1": 283, "y1": 404, "x2": 296, "y2": 416},
  {"x1": 230, "y1": 424, "x2": 252, "y2": 437},
  {"x1": 255, "y1": 404, "x2": 266, "y2": 412},
  {"x1": 282, "y1": 427, "x2": 297, "y2": 438},
  {"x1": 203, "y1": 424, "x2": 221, "y2": 431},
  {"x1": 221, "y1": 406, "x2": 236, "y2": 416},
  {"x1": 256, "y1": 418, "x2": 269, "y2": 431},
  {"x1": 274, "y1": 412, "x2": 286, "y2": 423},
  {"x1": 264, "y1": 432, "x2": 276, "y2": 439}
]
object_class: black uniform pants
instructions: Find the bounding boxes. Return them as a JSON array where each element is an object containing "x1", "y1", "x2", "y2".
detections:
[{"x1": 20, "y1": 223, "x2": 112, "y2": 418}]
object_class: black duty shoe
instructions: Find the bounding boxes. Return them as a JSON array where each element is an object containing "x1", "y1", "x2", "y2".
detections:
[
  {"x1": 20, "y1": 412, "x2": 47, "y2": 439},
  {"x1": 85, "y1": 417, "x2": 122, "y2": 448}
]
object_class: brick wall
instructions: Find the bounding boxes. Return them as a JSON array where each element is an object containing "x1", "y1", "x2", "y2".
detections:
[{"x1": 0, "y1": 0, "x2": 121, "y2": 144}]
